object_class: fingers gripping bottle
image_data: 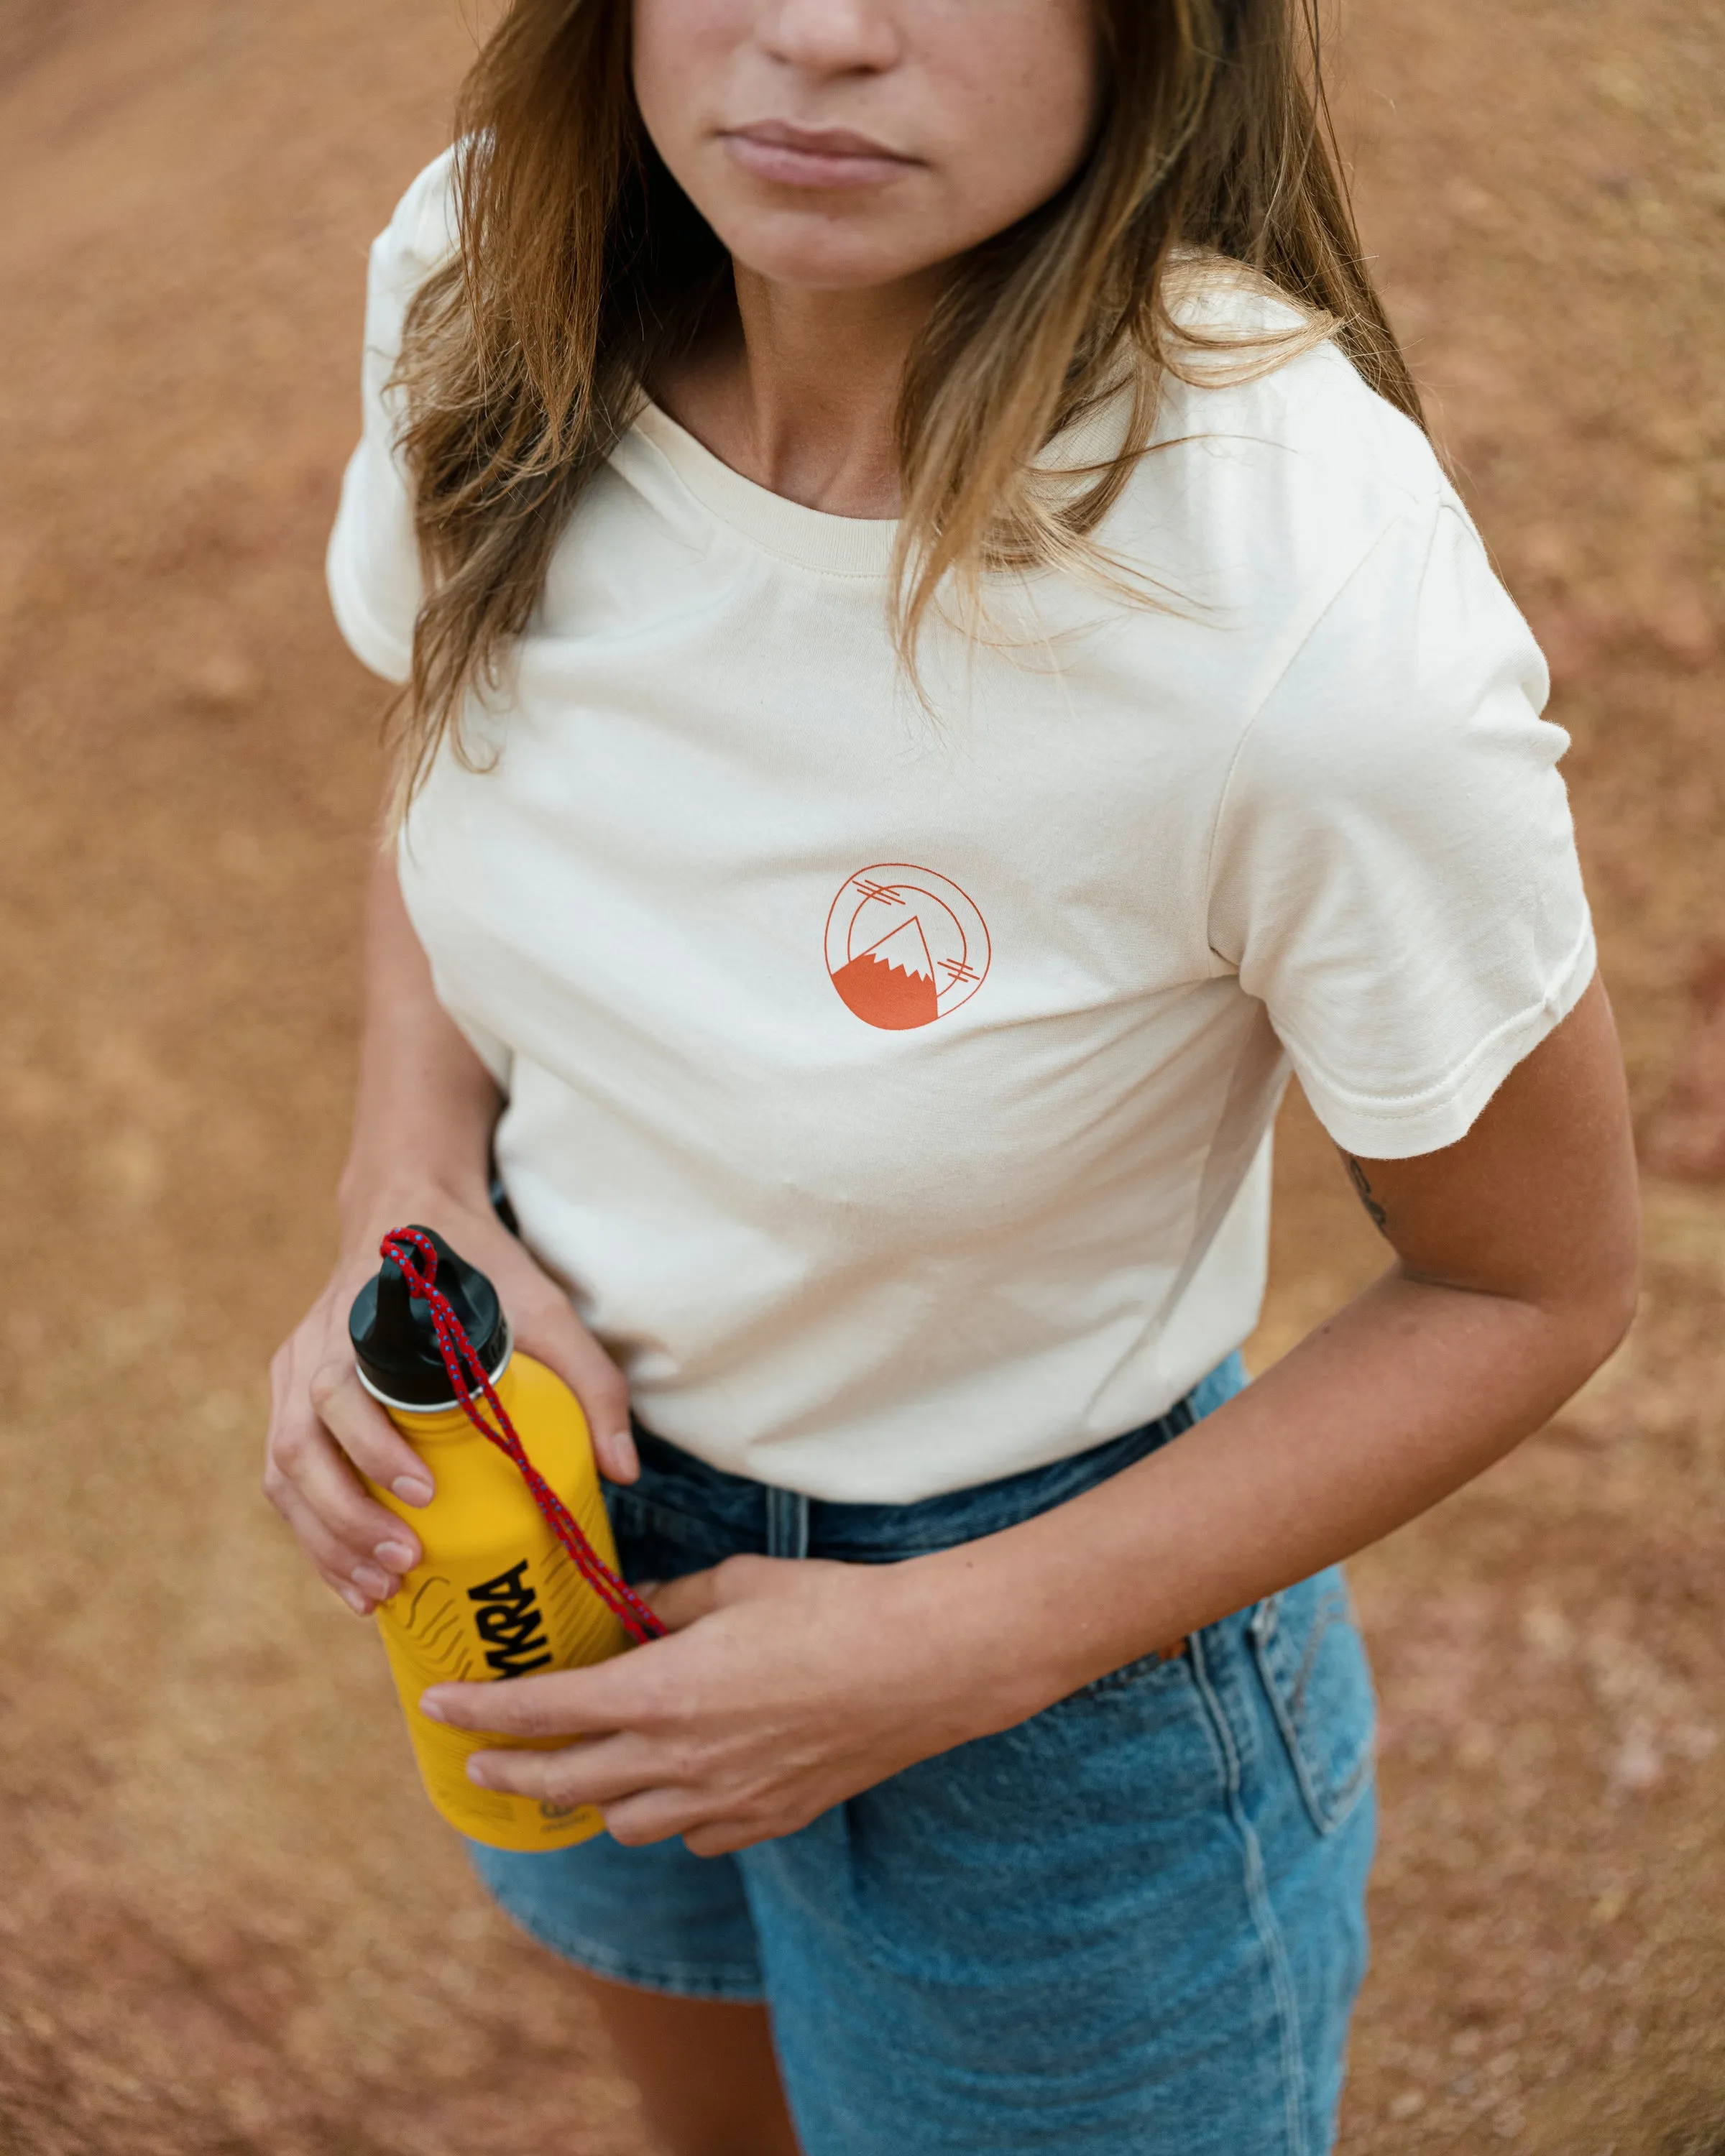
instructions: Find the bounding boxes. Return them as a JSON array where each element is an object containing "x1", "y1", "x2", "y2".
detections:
[{"x1": 347, "y1": 1225, "x2": 650, "y2": 1852}]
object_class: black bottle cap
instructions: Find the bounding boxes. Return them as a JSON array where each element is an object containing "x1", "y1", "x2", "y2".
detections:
[{"x1": 348, "y1": 1225, "x2": 510, "y2": 1409}]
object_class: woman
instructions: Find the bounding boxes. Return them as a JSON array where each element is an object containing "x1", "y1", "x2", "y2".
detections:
[{"x1": 266, "y1": 3, "x2": 1639, "y2": 2150}]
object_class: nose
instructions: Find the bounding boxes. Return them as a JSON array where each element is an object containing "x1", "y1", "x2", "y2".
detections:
[{"x1": 759, "y1": 0, "x2": 903, "y2": 76}]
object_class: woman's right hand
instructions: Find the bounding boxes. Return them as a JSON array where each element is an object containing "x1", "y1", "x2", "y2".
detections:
[{"x1": 263, "y1": 1192, "x2": 638, "y2": 1616}]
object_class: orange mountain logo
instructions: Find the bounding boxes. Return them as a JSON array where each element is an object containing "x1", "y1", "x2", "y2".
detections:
[{"x1": 825, "y1": 865, "x2": 990, "y2": 1031}]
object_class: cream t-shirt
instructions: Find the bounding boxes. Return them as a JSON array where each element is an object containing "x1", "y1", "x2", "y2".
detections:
[{"x1": 327, "y1": 155, "x2": 1596, "y2": 1503}]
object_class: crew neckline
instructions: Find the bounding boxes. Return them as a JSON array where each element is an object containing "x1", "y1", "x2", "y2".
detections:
[{"x1": 630, "y1": 400, "x2": 899, "y2": 579}]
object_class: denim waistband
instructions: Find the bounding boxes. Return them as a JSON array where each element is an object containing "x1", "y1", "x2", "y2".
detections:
[{"x1": 625, "y1": 1353, "x2": 1246, "y2": 1565}]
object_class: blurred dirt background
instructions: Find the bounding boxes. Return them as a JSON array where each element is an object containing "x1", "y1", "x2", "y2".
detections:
[{"x1": 1, "y1": 0, "x2": 1721, "y2": 2150}]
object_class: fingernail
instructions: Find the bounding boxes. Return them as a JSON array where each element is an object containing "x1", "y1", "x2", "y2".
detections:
[
  {"x1": 419, "y1": 1692, "x2": 447, "y2": 1723},
  {"x1": 374, "y1": 1539, "x2": 416, "y2": 1571},
  {"x1": 600, "y1": 1433, "x2": 639, "y2": 1484},
  {"x1": 466, "y1": 1758, "x2": 493, "y2": 1787},
  {"x1": 392, "y1": 1476, "x2": 434, "y2": 1506},
  {"x1": 352, "y1": 1562, "x2": 394, "y2": 1598},
  {"x1": 341, "y1": 1585, "x2": 370, "y2": 1616}
]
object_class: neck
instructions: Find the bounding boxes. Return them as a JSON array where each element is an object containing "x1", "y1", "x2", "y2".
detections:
[{"x1": 657, "y1": 264, "x2": 944, "y2": 520}]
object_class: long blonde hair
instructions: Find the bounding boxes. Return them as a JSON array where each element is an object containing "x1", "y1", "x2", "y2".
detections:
[{"x1": 389, "y1": 0, "x2": 1420, "y2": 813}]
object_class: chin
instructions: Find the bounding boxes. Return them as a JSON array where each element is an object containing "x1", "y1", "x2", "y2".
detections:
[{"x1": 724, "y1": 220, "x2": 939, "y2": 293}]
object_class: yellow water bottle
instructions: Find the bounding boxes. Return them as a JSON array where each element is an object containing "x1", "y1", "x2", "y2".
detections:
[{"x1": 348, "y1": 1226, "x2": 632, "y2": 1852}]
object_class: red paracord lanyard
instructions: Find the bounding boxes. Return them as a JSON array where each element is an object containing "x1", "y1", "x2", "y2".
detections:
[{"x1": 381, "y1": 1228, "x2": 665, "y2": 1646}]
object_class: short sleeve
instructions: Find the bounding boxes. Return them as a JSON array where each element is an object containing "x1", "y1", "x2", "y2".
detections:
[
  {"x1": 324, "y1": 152, "x2": 459, "y2": 683},
  {"x1": 1206, "y1": 496, "x2": 1596, "y2": 1159}
]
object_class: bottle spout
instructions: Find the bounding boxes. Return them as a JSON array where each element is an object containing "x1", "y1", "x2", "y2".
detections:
[{"x1": 349, "y1": 1225, "x2": 511, "y2": 1409}]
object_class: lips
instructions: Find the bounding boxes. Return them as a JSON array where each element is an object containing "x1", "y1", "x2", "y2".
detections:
[{"x1": 720, "y1": 120, "x2": 919, "y2": 191}]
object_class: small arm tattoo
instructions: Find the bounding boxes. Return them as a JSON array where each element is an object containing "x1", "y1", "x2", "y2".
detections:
[{"x1": 1345, "y1": 1154, "x2": 1390, "y2": 1235}]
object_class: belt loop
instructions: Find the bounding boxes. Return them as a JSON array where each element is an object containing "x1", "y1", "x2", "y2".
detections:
[{"x1": 767, "y1": 1485, "x2": 810, "y2": 1561}]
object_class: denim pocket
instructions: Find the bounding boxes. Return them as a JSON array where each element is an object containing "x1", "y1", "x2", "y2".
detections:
[
  {"x1": 1080, "y1": 1645, "x2": 1192, "y2": 1700},
  {"x1": 1248, "y1": 1567, "x2": 1375, "y2": 1835},
  {"x1": 962, "y1": 1636, "x2": 1227, "y2": 1826}
]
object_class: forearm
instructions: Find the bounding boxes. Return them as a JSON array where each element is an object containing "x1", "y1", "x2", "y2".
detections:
[
  {"x1": 335, "y1": 849, "x2": 502, "y2": 1250},
  {"x1": 898, "y1": 983, "x2": 1639, "y2": 1736},
  {"x1": 904, "y1": 1266, "x2": 1623, "y2": 1734}
]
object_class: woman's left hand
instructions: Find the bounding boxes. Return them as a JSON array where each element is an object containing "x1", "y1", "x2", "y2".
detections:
[{"x1": 419, "y1": 1554, "x2": 1011, "y2": 1856}]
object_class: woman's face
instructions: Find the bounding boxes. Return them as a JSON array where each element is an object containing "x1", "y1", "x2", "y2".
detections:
[{"x1": 632, "y1": 0, "x2": 1100, "y2": 292}]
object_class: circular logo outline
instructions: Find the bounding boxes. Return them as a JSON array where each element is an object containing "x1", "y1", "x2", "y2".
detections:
[{"x1": 824, "y1": 863, "x2": 991, "y2": 1031}]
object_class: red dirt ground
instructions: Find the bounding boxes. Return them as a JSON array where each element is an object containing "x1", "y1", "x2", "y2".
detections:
[{"x1": 1, "y1": 2, "x2": 1721, "y2": 2150}]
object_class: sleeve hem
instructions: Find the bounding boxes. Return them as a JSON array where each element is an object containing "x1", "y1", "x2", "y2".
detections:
[
  {"x1": 326, "y1": 525, "x2": 415, "y2": 685},
  {"x1": 1293, "y1": 918, "x2": 1598, "y2": 1161}
]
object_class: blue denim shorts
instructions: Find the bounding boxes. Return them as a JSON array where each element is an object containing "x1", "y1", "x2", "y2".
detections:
[{"x1": 469, "y1": 1355, "x2": 1376, "y2": 2155}]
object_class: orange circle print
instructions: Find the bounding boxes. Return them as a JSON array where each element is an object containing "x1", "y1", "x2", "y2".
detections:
[{"x1": 825, "y1": 865, "x2": 991, "y2": 1031}]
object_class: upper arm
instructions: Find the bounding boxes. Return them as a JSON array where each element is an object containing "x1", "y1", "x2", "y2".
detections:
[
  {"x1": 1343, "y1": 975, "x2": 1639, "y2": 1339},
  {"x1": 1202, "y1": 492, "x2": 1633, "y2": 1329}
]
